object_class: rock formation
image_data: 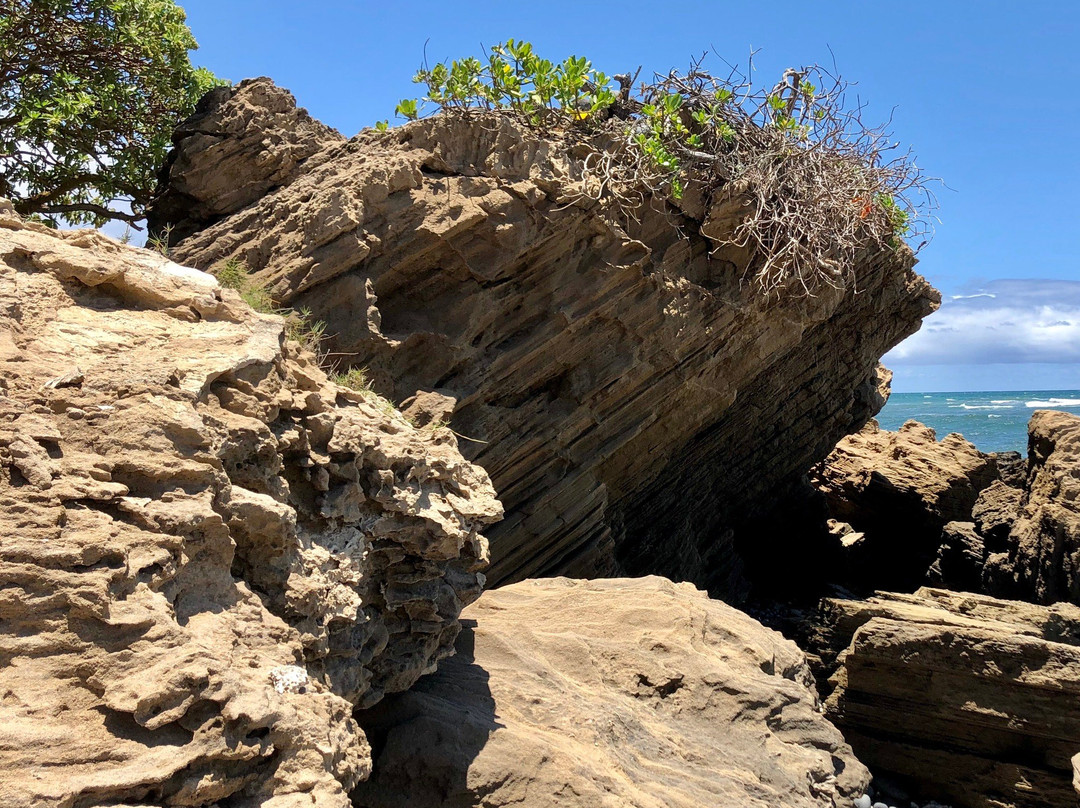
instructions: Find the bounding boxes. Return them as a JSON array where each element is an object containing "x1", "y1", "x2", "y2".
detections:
[
  {"x1": 150, "y1": 78, "x2": 940, "y2": 600},
  {"x1": 820, "y1": 587, "x2": 1080, "y2": 808},
  {"x1": 989, "y1": 450, "x2": 1027, "y2": 489},
  {"x1": 810, "y1": 419, "x2": 999, "y2": 591},
  {"x1": 0, "y1": 203, "x2": 500, "y2": 807},
  {"x1": 984, "y1": 410, "x2": 1080, "y2": 604},
  {"x1": 353, "y1": 576, "x2": 870, "y2": 808}
]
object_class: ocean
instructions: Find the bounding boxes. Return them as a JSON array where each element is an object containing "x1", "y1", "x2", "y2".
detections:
[{"x1": 876, "y1": 391, "x2": 1080, "y2": 454}]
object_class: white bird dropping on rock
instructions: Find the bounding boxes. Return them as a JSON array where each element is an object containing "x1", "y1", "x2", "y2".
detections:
[{"x1": 269, "y1": 665, "x2": 309, "y2": 694}]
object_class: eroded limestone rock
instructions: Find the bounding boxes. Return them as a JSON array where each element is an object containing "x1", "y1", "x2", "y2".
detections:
[
  {"x1": 0, "y1": 208, "x2": 500, "y2": 807},
  {"x1": 353, "y1": 577, "x2": 870, "y2": 808},
  {"x1": 988, "y1": 410, "x2": 1080, "y2": 604}
]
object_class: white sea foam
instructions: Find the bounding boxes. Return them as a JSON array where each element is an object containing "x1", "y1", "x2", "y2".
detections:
[
  {"x1": 990, "y1": 399, "x2": 1018, "y2": 404},
  {"x1": 948, "y1": 403, "x2": 1013, "y2": 410},
  {"x1": 988, "y1": 414, "x2": 1001, "y2": 418},
  {"x1": 1026, "y1": 398, "x2": 1080, "y2": 408}
]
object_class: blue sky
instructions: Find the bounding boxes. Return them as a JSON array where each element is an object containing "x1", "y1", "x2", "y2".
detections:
[{"x1": 173, "y1": 0, "x2": 1079, "y2": 392}]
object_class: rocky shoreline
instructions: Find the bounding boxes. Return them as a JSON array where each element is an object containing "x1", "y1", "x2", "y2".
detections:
[{"x1": 2, "y1": 79, "x2": 1079, "y2": 808}]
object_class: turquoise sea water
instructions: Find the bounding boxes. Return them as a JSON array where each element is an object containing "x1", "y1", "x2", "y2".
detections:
[{"x1": 876, "y1": 390, "x2": 1080, "y2": 453}]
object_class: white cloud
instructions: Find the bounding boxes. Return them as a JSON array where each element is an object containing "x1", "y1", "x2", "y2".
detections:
[{"x1": 886, "y1": 279, "x2": 1080, "y2": 365}]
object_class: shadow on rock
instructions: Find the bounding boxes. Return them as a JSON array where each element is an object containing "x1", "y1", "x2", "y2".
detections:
[{"x1": 351, "y1": 619, "x2": 500, "y2": 808}]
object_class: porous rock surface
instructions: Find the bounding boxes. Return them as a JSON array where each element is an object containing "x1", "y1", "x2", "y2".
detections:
[
  {"x1": 985, "y1": 410, "x2": 1080, "y2": 604},
  {"x1": 821, "y1": 587, "x2": 1080, "y2": 808},
  {"x1": 151, "y1": 78, "x2": 939, "y2": 599},
  {"x1": 0, "y1": 204, "x2": 500, "y2": 807},
  {"x1": 811, "y1": 419, "x2": 999, "y2": 590},
  {"x1": 352, "y1": 576, "x2": 870, "y2": 808}
]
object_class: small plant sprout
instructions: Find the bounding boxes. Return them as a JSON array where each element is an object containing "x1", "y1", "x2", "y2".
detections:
[
  {"x1": 394, "y1": 98, "x2": 418, "y2": 121},
  {"x1": 392, "y1": 42, "x2": 935, "y2": 297},
  {"x1": 214, "y1": 258, "x2": 326, "y2": 356},
  {"x1": 215, "y1": 257, "x2": 275, "y2": 313},
  {"x1": 146, "y1": 222, "x2": 174, "y2": 256},
  {"x1": 285, "y1": 307, "x2": 327, "y2": 357},
  {"x1": 333, "y1": 366, "x2": 370, "y2": 392}
]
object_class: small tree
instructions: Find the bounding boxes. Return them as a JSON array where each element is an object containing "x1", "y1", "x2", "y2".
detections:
[{"x1": 0, "y1": 0, "x2": 222, "y2": 227}]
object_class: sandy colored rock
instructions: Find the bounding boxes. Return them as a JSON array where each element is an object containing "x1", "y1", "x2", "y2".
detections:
[
  {"x1": 811, "y1": 419, "x2": 999, "y2": 590},
  {"x1": 353, "y1": 577, "x2": 870, "y2": 808},
  {"x1": 972, "y1": 479, "x2": 1023, "y2": 549},
  {"x1": 149, "y1": 78, "x2": 344, "y2": 243},
  {"x1": 995, "y1": 410, "x2": 1080, "y2": 604},
  {"x1": 151, "y1": 79, "x2": 939, "y2": 600},
  {"x1": 0, "y1": 208, "x2": 500, "y2": 807},
  {"x1": 989, "y1": 450, "x2": 1027, "y2": 488},
  {"x1": 822, "y1": 587, "x2": 1080, "y2": 808},
  {"x1": 926, "y1": 520, "x2": 984, "y2": 590}
]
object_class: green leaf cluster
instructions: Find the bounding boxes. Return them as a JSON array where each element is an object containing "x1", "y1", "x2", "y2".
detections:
[
  {"x1": 636, "y1": 90, "x2": 736, "y2": 198},
  {"x1": 0, "y1": 0, "x2": 225, "y2": 227},
  {"x1": 401, "y1": 39, "x2": 616, "y2": 125}
]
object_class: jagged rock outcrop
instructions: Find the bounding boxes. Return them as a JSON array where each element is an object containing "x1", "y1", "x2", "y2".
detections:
[
  {"x1": 150, "y1": 78, "x2": 940, "y2": 600},
  {"x1": 820, "y1": 587, "x2": 1080, "y2": 808},
  {"x1": 926, "y1": 520, "x2": 985, "y2": 591},
  {"x1": 352, "y1": 576, "x2": 870, "y2": 808},
  {"x1": 0, "y1": 203, "x2": 500, "y2": 807},
  {"x1": 150, "y1": 78, "x2": 345, "y2": 244},
  {"x1": 989, "y1": 450, "x2": 1027, "y2": 489},
  {"x1": 985, "y1": 410, "x2": 1080, "y2": 604},
  {"x1": 810, "y1": 419, "x2": 999, "y2": 591}
]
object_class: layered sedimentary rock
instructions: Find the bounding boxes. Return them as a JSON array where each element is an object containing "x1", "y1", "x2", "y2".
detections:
[
  {"x1": 821, "y1": 587, "x2": 1080, "y2": 808},
  {"x1": 353, "y1": 576, "x2": 870, "y2": 808},
  {"x1": 151, "y1": 78, "x2": 939, "y2": 599},
  {"x1": 0, "y1": 204, "x2": 500, "y2": 807},
  {"x1": 150, "y1": 78, "x2": 345, "y2": 244},
  {"x1": 985, "y1": 410, "x2": 1080, "y2": 604},
  {"x1": 811, "y1": 419, "x2": 999, "y2": 591}
]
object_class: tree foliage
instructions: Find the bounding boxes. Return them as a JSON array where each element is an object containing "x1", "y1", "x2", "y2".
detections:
[{"x1": 0, "y1": 0, "x2": 222, "y2": 227}]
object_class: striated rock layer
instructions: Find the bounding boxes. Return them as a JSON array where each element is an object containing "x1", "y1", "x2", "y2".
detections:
[
  {"x1": 0, "y1": 204, "x2": 500, "y2": 807},
  {"x1": 353, "y1": 576, "x2": 870, "y2": 808},
  {"x1": 821, "y1": 587, "x2": 1080, "y2": 808},
  {"x1": 151, "y1": 78, "x2": 939, "y2": 599}
]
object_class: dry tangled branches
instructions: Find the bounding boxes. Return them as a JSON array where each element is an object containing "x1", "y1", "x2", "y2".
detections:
[
  {"x1": 578, "y1": 58, "x2": 935, "y2": 296},
  {"x1": 404, "y1": 44, "x2": 936, "y2": 297}
]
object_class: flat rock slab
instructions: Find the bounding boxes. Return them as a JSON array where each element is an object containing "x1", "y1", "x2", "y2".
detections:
[
  {"x1": 354, "y1": 576, "x2": 869, "y2": 808},
  {"x1": 824, "y1": 587, "x2": 1080, "y2": 808}
]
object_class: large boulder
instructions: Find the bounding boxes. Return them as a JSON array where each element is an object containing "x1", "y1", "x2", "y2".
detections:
[
  {"x1": 811, "y1": 419, "x2": 999, "y2": 590},
  {"x1": 0, "y1": 204, "x2": 500, "y2": 807},
  {"x1": 150, "y1": 79, "x2": 940, "y2": 601},
  {"x1": 821, "y1": 587, "x2": 1080, "y2": 808},
  {"x1": 353, "y1": 577, "x2": 870, "y2": 808}
]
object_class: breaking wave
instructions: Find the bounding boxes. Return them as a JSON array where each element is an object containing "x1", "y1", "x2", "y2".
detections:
[{"x1": 1026, "y1": 398, "x2": 1080, "y2": 408}]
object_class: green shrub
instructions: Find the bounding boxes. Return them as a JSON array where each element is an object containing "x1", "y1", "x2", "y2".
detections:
[
  {"x1": 214, "y1": 257, "x2": 275, "y2": 314},
  {"x1": 395, "y1": 42, "x2": 934, "y2": 296}
]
